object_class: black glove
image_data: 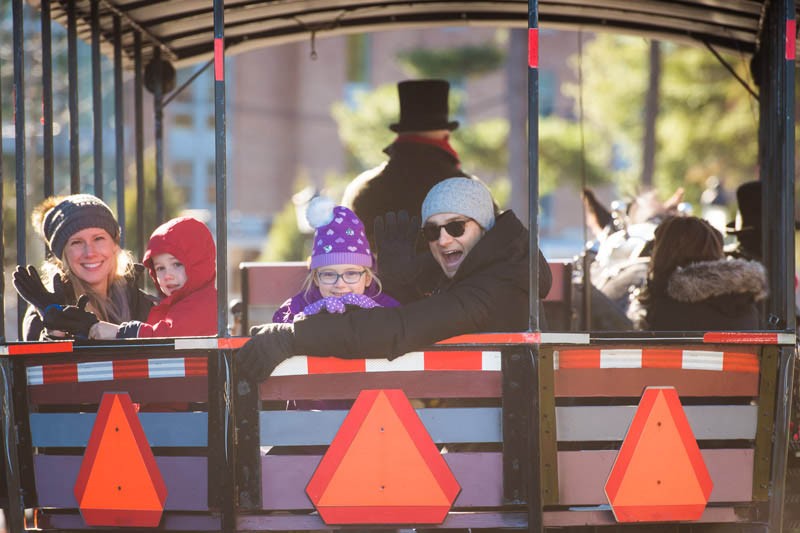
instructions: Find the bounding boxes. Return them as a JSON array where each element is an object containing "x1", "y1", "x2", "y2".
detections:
[
  {"x1": 236, "y1": 322, "x2": 296, "y2": 383},
  {"x1": 374, "y1": 210, "x2": 424, "y2": 285},
  {"x1": 42, "y1": 295, "x2": 99, "y2": 339},
  {"x1": 12, "y1": 265, "x2": 67, "y2": 315}
]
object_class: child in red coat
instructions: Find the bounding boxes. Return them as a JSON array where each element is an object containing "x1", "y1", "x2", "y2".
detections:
[{"x1": 90, "y1": 216, "x2": 217, "y2": 338}]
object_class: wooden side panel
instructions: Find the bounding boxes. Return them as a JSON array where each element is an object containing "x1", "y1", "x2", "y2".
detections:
[
  {"x1": 256, "y1": 449, "x2": 753, "y2": 511},
  {"x1": 261, "y1": 371, "x2": 501, "y2": 400},
  {"x1": 27, "y1": 376, "x2": 209, "y2": 405},
  {"x1": 555, "y1": 368, "x2": 759, "y2": 397},
  {"x1": 555, "y1": 405, "x2": 757, "y2": 441},
  {"x1": 557, "y1": 449, "x2": 753, "y2": 504},
  {"x1": 34, "y1": 456, "x2": 209, "y2": 510},
  {"x1": 260, "y1": 408, "x2": 501, "y2": 446},
  {"x1": 30, "y1": 412, "x2": 208, "y2": 447}
]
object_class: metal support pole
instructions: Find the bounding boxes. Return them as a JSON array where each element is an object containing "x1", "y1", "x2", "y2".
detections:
[
  {"x1": 212, "y1": 2, "x2": 234, "y2": 531},
  {"x1": 0, "y1": 360, "x2": 24, "y2": 532},
  {"x1": 213, "y1": 0, "x2": 229, "y2": 337},
  {"x1": 134, "y1": 33, "x2": 145, "y2": 260},
  {"x1": 526, "y1": 0, "x2": 543, "y2": 531},
  {"x1": 13, "y1": 0, "x2": 27, "y2": 340},
  {"x1": 91, "y1": 0, "x2": 103, "y2": 198},
  {"x1": 153, "y1": 47, "x2": 165, "y2": 225},
  {"x1": 41, "y1": 0, "x2": 54, "y2": 198},
  {"x1": 113, "y1": 15, "x2": 125, "y2": 247},
  {"x1": 67, "y1": 0, "x2": 80, "y2": 193}
]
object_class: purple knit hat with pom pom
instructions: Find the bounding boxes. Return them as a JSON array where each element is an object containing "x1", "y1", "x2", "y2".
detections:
[{"x1": 307, "y1": 197, "x2": 372, "y2": 269}]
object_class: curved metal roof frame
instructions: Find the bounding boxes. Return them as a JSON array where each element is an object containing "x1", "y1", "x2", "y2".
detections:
[{"x1": 26, "y1": 0, "x2": 798, "y2": 70}]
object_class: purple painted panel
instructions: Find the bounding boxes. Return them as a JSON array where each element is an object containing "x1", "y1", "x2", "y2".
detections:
[
  {"x1": 34, "y1": 455, "x2": 208, "y2": 510},
  {"x1": 557, "y1": 449, "x2": 753, "y2": 504},
  {"x1": 261, "y1": 452, "x2": 503, "y2": 510}
]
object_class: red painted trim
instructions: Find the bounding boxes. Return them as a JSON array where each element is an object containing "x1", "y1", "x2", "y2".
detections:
[
  {"x1": 557, "y1": 349, "x2": 600, "y2": 368},
  {"x1": 219, "y1": 337, "x2": 248, "y2": 349},
  {"x1": 307, "y1": 357, "x2": 365, "y2": 374},
  {"x1": 787, "y1": 20, "x2": 796, "y2": 60},
  {"x1": 8, "y1": 342, "x2": 73, "y2": 355},
  {"x1": 703, "y1": 332, "x2": 778, "y2": 344},
  {"x1": 184, "y1": 357, "x2": 208, "y2": 376},
  {"x1": 214, "y1": 38, "x2": 224, "y2": 80},
  {"x1": 43, "y1": 363, "x2": 78, "y2": 384},
  {"x1": 113, "y1": 359, "x2": 149, "y2": 380},
  {"x1": 641, "y1": 349, "x2": 682, "y2": 369},
  {"x1": 424, "y1": 351, "x2": 482, "y2": 370},
  {"x1": 528, "y1": 28, "x2": 539, "y2": 68},
  {"x1": 612, "y1": 503, "x2": 708, "y2": 522},
  {"x1": 435, "y1": 332, "x2": 539, "y2": 345},
  {"x1": 721, "y1": 351, "x2": 759, "y2": 373}
]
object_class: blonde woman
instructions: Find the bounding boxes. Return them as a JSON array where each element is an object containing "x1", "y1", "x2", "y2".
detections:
[{"x1": 15, "y1": 194, "x2": 154, "y2": 340}]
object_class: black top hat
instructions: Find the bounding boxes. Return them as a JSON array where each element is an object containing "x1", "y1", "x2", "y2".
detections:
[
  {"x1": 389, "y1": 79, "x2": 459, "y2": 133},
  {"x1": 726, "y1": 181, "x2": 760, "y2": 235}
]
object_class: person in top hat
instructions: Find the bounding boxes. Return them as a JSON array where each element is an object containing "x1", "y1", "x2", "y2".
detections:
[
  {"x1": 725, "y1": 181, "x2": 763, "y2": 261},
  {"x1": 342, "y1": 79, "x2": 474, "y2": 252}
]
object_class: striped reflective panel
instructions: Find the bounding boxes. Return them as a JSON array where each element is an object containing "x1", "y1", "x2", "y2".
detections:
[
  {"x1": 554, "y1": 348, "x2": 758, "y2": 373},
  {"x1": 26, "y1": 357, "x2": 208, "y2": 385},
  {"x1": 271, "y1": 351, "x2": 502, "y2": 376}
]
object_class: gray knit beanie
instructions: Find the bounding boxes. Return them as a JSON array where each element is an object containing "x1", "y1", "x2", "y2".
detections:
[
  {"x1": 421, "y1": 177, "x2": 495, "y2": 230},
  {"x1": 42, "y1": 194, "x2": 120, "y2": 259}
]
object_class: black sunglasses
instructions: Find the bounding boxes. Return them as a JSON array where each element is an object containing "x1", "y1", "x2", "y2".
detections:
[{"x1": 422, "y1": 219, "x2": 469, "y2": 242}]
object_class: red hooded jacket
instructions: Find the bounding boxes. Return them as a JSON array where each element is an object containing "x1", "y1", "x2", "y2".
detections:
[{"x1": 136, "y1": 216, "x2": 218, "y2": 337}]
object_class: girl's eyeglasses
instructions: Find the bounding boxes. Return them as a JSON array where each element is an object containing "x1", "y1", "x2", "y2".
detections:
[
  {"x1": 422, "y1": 219, "x2": 469, "y2": 242},
  {"x1": 317, "y1": 270, "x2": 367, "y2": 285}
]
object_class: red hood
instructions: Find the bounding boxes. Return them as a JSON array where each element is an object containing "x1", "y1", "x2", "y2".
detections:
[{"x1": 143, "y1": 216, "x2": 216, "y2": 303}]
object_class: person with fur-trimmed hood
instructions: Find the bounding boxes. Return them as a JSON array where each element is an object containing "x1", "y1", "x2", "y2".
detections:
[{"x1": 628, "y1": 216, "x2": 767, "y2": 330}]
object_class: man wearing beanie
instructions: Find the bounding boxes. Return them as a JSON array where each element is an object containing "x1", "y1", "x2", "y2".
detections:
[
  {"x1": 342, "y1": 79, "x2": 473, "y2": 248},
  {"x1": 237, "y1": 177, "x2": 552, "y2": 383}
]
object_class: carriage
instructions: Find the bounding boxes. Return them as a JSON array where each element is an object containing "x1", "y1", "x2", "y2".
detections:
[{"x1": 0, "y1": 0, "x2": 798, "y2": 531}]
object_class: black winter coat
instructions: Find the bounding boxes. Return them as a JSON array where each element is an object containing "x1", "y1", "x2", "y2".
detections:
[
  {"x1": 631, "y1": 258, "x2": 767, "y2": 331},
  {"x1": 22, "y1": 265, "x2": 155, "y2": 341},
  {"x1": 342, "y1": 139, "x2": 469, "y2": 246},
  {"x1": 293, "y1": 211, "x2": 550, "y2": 359}
]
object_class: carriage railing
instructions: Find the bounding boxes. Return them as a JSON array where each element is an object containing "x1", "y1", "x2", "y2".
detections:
[{"x1": 0, "y1": 331, "x2": 794, "y2": 531}]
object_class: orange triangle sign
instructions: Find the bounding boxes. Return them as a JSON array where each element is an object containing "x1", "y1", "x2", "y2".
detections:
[
  {"x1": 74, "y1": 393, "x2": 167, "y2": 527},
  {"x1": 306, "y1": 389, "x2": 460, "y2": 524},
  {"x1": 605, "y1": 387, "x2": 713, "y2": 522}
]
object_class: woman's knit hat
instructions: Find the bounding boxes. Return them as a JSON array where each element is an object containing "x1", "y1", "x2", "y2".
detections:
[
  {"x1": 307, "y1": 197, "x2": 372, "y2": 269},
  {"x1": 421, "y1": 177, "x2": 495, "y2": 230},
  {"x1": 39, "y1": 194, "x2": 120, "y2": 259}
]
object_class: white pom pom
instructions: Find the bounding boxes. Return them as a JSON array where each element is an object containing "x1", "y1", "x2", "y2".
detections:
[{"x1": 306, "y1": 196, "x2": 336, "y2": 229}]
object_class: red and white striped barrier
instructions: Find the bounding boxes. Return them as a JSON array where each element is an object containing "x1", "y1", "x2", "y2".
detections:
[
  {"x1": 554, "y1": 348, "x2": 759, "y2": 373},
  {"x1": 27, "y1": 357, "x2": 207, "y2": 386}
]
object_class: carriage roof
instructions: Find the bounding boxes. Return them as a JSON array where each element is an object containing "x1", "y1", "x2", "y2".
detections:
[{"x1": 27, "y1": 0, "x2": 799, "y2": 70}]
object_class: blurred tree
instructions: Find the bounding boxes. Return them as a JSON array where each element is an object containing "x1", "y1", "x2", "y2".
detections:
[
  {"x1": 397, "y1": 45, "x2": 505, "y2": 79},
  {"x1": 123, "y1": 149, "x2": 185, "y2": 259},
  {"x1": 562, "y1": 34, "x2": 759, "y2": 203}
]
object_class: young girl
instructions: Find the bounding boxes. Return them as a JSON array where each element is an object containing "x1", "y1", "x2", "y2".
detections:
[
  {"x1": 273, "y1": 197, "x2": 399, "y2": 323},
  {"x1": 89, "y1": 216, "x2": 218, "y2": 338}
]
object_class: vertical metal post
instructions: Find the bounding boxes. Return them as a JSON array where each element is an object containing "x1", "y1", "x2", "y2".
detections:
[
  {"x1": 91, "y1": 0, "x2": 103, "y2": 197},
  {"x1": 213, "y1": 0, "x2": 229, "y2": 337},
  {"x1": 41, "y1": 0, "x2": 54, "y2": 198},
  {"x1": 13, "y1": 0, "x2": 27, "y2": 340},
  {"x1": 113, "y1": 15, "x2": 125, "y2": 247},
  {"x1": 212, "y1": 2, "x2": 234, "y2": 531},
  {"x1": 67, "y1": 0, "x2": 80, "y2": 193},
  {"x1": 526, "y1": 0, "x2": 543, "y2": 532},
  {"x1": 134, "y1": 33, "x2": 145, "y2": 260},
  {"x1": 153, "y1": 48, "x2": 165, "y2": 225}
]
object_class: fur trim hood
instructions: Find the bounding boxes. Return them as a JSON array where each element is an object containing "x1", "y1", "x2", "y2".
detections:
[{"x1": 667, "y1": 258, "x2": 768, "y2": 303}]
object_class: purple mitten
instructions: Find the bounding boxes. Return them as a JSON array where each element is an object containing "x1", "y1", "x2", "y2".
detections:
[{"x1": 302, "y1": 294, "x2": 382, "y2": 317}]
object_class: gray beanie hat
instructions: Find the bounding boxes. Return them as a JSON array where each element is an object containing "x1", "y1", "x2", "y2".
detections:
[
  {"x1": 421, "y1": 177, "x2": 495, "y2": 230},
  {"x1": 42, "y1": 194, "x2": 120, "y2": 259}
]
